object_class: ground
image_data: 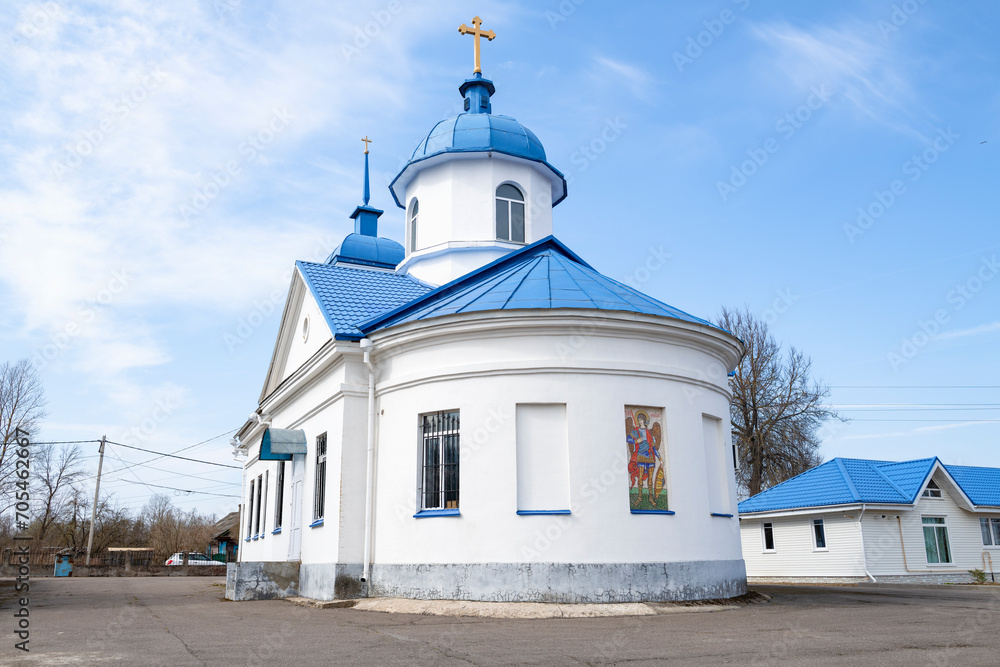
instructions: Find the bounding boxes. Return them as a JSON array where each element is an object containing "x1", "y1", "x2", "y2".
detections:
[{"x1": 1, "y1": 577, "x2": 998, "y2": 665}]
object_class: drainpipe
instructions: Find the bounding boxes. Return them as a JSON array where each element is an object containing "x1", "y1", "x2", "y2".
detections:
[
  {"x1": 360, "y1": 338, "x2": 375, "y2": 590},
  {"x1": 857, "y1": 504, "x2": 877, "y2": 582}
]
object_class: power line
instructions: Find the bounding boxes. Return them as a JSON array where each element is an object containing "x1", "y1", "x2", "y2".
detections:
[
  {"x1": 847, "y1": 419, "x2": 1000, "y2": 422},
  {"x1": 831, "y1": 385, "x2": 1000, "y2": 389},
  {"x1": 106, "y1": 440, "x2": 241, "y2": 469},
  {"x1": 76, "y1": 429, "x2": 239, "y2": 483},
  {"x1": 30, "y1": 440, "x2": 101, "y2": 445},
  {"x1": 112, "y1": 478, "x2": 240, "y2": 498}
]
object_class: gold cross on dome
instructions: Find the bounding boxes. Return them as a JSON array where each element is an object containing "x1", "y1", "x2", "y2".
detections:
[
  {"x1": 458, "y1": 16, "x2": 496, "y2": 74},
  {"x1": 361, "y1": 136, "x2": 372, "y2": 154}
]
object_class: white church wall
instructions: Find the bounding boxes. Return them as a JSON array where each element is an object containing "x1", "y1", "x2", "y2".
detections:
[
  {"x1": 398, "y1": 155, "x2": 554, "y2": 285},
  {"x1": 515, "y1": 403, "x2": 570, "y2": 512},
  {"x1": 363, "y1": 310, "x2": 745, "y2": 601}
]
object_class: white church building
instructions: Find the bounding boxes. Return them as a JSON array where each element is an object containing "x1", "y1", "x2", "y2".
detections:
[{"x1": 227, "y1": 18, "x2": 746, "y2": 603}]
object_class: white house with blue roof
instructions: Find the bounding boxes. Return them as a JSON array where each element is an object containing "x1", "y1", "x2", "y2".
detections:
[
  {"x1": 227, "y1": 18, "x2": 746, "y2": 604},
  {"x1": 738, "y1": 457, "x2": 1000, "y2": 583}
]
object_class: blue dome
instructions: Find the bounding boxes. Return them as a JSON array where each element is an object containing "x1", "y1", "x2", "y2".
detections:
[
  {"x1": 327, "y1": 233, "x2": 404, "y2": 269},
  {"x1": 410, "y1": 113, "x2": 547, "y2": 163}
]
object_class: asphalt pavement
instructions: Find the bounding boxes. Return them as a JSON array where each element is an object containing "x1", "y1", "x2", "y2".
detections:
[{"x1": 1, "y1": 577, "x2": 998, "y2": 665}]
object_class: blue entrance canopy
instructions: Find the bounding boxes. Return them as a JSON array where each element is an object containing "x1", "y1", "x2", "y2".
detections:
[{"x1": 260, "y1": 427, "x2": 307, "y2": 461}]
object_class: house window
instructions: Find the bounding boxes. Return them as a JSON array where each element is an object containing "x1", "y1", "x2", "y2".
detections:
[
  {"x1": 408, "y1": 198, "x2": 419, "y2": 253},
  {"x1": 981, "y1": 517, "x2": 1000, "y2": 546},
  {"x1": 922, "y1": 479, "x2": 942, "y2": 498},
  {"x1": 812, "y1": 518, "x2": 827, "y2": 550},
  {"x1": 247, "y1": 478, "x2": 255, "y2": 537},
  {"x1": 762, "y1": 522, "x2": 775, "y2": 552},
  {"x1": 274, "y1": 461, "x2": 285, "y2": 530},
  {"x1": 922, "y1": 517, "x2": 952, "y2": 564},
  {"x1": 420, "y1": 411, "x2": 460, "y2": 510},
  {"x1": 314, "y1": 433, "x2": 327, "y2": 521},
  {"x1": 254, "y1": 474, "x2": 263, "y2": 536},
  {"x1": 495, "y1": 184, "x2": 525, "y2": 243}
]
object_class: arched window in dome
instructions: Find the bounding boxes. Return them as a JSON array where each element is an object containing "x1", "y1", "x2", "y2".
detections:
[
  {"x1": 408, "y1": 198, "x2": 419, "y2": 253},
  {"x1": 495, "y1": 184, "x2": 525, "y2": 243}
]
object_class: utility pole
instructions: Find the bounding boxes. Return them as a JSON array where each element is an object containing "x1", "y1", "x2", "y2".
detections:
[{"x1": 86, "y1": 435, "x2": 106, "y2": 566}]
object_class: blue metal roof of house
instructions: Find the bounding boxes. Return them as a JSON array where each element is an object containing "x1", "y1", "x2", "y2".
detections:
[
  {"x1": 945, "y1": 465, "x2": 1000, "y2": 507},
  {"x1": 296, "y1": 261, "x2": 430, "y2": 341},
  {"x1": 358, "y1": 236, "x2": 723, "y2": 335},
  {"x1": 738, "y1": 457, "x2": 1000, "y2": 513}
]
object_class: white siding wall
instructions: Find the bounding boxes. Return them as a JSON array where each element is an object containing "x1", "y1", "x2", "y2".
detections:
[
  {"x1": 864, "y1": 483, "x2": 999, "y2": 576},
  {"x1": 740, "y1": 515, "x2": 866, "y2": 578}
]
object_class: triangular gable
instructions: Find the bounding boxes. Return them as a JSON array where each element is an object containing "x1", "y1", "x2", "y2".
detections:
[
  {"x1": 258, "y1": 270, "x2": 333, "y2": 402},
  {"x1": 359, "y1": 235, "x2": 722, "y2": 334}
]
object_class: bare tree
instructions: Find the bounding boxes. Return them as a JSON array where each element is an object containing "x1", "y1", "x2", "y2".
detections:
[
  {"x1": 0, "y1": 359, "x2": 48, "y2": 512},
  {"x1": 719, "y1": 306, "x2": 841, "y2": 498},
  {"x1": 32, "y1": 444, "x2": 84, "y2": 543}
]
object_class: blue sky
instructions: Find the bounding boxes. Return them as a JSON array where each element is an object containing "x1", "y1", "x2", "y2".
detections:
[{"x1": 1, "y1": 1, "x2": 998, "y2": 517}]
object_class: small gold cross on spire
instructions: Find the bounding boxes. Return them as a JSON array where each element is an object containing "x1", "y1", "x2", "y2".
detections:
[
  {"x1": 361, "y1": 136, "x2": 372, "y2": 154},
  {"x1": 458, "y1": 16, "x2": 496, "y2": 74}
]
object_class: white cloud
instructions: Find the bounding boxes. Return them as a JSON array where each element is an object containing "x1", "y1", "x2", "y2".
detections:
[
  {"x1": 935, "y1": 321, "x2": 1000, "y2": 341},
  {"x1": 590, "y1": 55, "x2": 654, "y2": 102},
  {"x1": 749, "y1": 20, "x2": 931, "y2": 141}
]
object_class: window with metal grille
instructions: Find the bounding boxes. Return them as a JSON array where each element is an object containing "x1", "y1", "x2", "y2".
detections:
[
  {"x1": 420, "y1": 411, "x2": 460, "y2": 510},
  {"x1": 274, "y1": 461, "x2": 285, "y2": 530},
  {"x1": 495, "y1": 184, "x2": 525, "y2": 243},
  {"x1": 314, "y1": 433, "x2": 327, "y2": 521}
]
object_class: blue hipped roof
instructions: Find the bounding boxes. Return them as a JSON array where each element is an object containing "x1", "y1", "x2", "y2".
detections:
[
  {"x1": 296, "y1": 261, "x2": 430, "y2": 341},
  {"x1": 738, "y1": 457, "x2": 1000, "y2": 513},
  {"x1": 358, "y1": 236, "x2": 724, "y2": 335}
]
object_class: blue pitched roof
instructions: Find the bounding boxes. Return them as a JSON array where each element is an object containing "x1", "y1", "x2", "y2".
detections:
[
  {"x1": 945, "y1": 465, "x2": 1000, "y2": 507},
  {"x1": 738, "y1": 457, "x2": 941, "y2": 513},
  {"x1": 358, "y1": 236, "x2": 724, "y2": 335},
  {"x1": 296, "y1": 261, "x2": 430, "y2": 341}
]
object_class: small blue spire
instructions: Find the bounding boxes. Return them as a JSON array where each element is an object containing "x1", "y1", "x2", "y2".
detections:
[
  {"x1": 350, "y1": 137, "x2": 382, "y2": 237},
  {"x1": 363, "y1": 151, "x2": 371, "y2": 205}
]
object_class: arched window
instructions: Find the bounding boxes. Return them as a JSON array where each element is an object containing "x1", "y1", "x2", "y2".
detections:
[
  {"x1": 408, "y1": 198, "x2": 419, "y2": 253},
  {"x1": 495, "y1": 184, "x2": 525, "y2": 243}
]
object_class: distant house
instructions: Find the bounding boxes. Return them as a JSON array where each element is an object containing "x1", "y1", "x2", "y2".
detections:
[
  {"x1": 210, "y1": 511, "x2": 241, "y2": 562},
  {"x1": 737, "y1": 458, "x2": 1000, "y2": 583}
]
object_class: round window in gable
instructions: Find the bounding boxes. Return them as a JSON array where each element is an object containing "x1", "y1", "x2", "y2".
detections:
[{"x1": 302, "y1": 314, "x2": 310, "y2": 342}]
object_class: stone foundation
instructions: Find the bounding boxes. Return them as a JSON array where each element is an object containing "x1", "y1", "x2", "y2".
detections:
[
  {"x1": 225, "y1": 561, "x2": 300, "y2": 600},
  {"x1": 369, "y1": 560, "x2": 747, "y2": 603},
  {"x1": 749, "y1": 572, "x2": 982, "y2": 585}
]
